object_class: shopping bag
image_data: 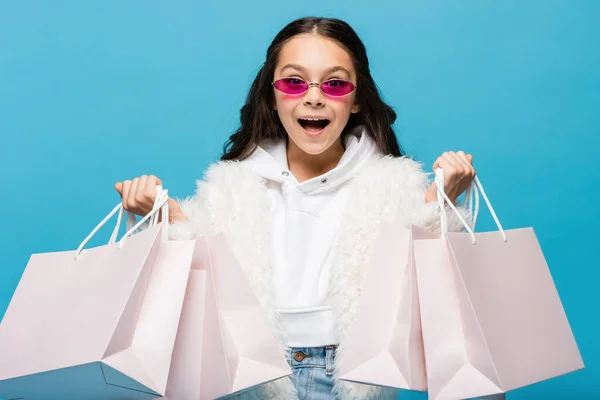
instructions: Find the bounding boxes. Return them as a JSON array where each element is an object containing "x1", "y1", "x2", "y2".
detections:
[
  {"x1": 0, "y1": 188, "x2": 195, "y2": 400},
  {"x1": 337, "y1": 221, "x2": 427, "y2": 391},
  {"x1": 161, "y1": 233, "x2": 292, "y2": 400},
  {"x1": 413, "y1": 170, "x2": 584, "y2": 400}
]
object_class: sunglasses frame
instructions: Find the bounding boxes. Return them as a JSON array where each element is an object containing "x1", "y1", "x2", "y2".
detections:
[{"x1": 272, "y1": 78, "x2": 358, "y2": 97}]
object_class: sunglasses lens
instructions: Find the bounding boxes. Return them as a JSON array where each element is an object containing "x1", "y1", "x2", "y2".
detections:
[
  {"x1": 321, "y1": 80, "x2": 355, "y2": 96},
  {"x1": 274, "y1": 78, "x2": 308, "y2": 94}
]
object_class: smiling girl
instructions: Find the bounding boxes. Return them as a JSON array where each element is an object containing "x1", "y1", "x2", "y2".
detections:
[{"x1": 116, "y1": 16, "x2": 474, "y2": 400}]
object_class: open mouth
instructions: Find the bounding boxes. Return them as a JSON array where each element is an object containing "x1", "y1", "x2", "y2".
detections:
[{"x1": 298, "y1": 118, "x2": 330, "y2": 133}]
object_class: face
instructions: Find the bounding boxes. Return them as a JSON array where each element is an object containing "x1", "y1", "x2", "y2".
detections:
[{"x1": 273, "y1": 33, "x2": 360, "y2": 157}]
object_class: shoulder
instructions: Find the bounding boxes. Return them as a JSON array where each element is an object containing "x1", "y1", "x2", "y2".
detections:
[
  {"x1": 202, "y1": 160, "x2": 262, "y2": 185},
  {"x1": 361, "y1": 155, "x2": 432, "y2": 190},
  {"x1": 177, "y1": 160, "x2": 267, "y2": 232},
  {"x1": 193, "y1": 160, "x2": 264, "y2": 192},
  {"x1": 185, "y1": 160, "x2": 267, "y2": 216},
  {"x1": 374, "y1": 155, "x2": 427, "y2": 173}
]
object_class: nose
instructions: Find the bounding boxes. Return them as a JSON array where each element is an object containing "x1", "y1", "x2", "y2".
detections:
[{"x1": 303, "y1": 83, "x2": 325, "y2": 107}]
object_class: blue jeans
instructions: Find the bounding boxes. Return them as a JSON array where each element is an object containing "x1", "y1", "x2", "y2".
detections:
[{"x1": 287, "y1": 345, "x2": 338, "y2": 400}]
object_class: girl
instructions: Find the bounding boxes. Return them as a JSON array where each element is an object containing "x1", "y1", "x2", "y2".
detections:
[{"x1": 116, "y1": 16, "x2": 474, "y2": 400}]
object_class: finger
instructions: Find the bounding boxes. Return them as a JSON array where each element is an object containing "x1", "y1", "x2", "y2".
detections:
[
  {"x1": 114, "y1": 182, "x2": 123, "y2": 195},
  {"x1": 121, "y1": 180, "x2": 132, "y2": 208},
  {"x1": 449, "y1": 152, "x2": 475, "y2": 178},
  {"x1": 448, "y1": 151, "x2": 466, "y2": 165},
  {"x1": 456, "y1": 151, "x2": 474, "y2": 165},
  {"x1": 127, "y1": 178, "x2": 140, "y2": 209},
  {"x1": 456, "y1": 151, "x2": 476, "y2": 177},
  {"x1": 143, "y1": 175, "x2": 162, "y2": 198},
  {"x1": 434, "y1": 155, "x2": 458, "y2": 177},
  {"x1": 442, "y1": 152, "x2": 462, "y2": 170},
  {"x1": 433, "y1": 152, "x2": 456, "y2": 171},
  {"x1": 136, "y1": 175, "x2": 150, "y2": 205},
  {"x1": 456, "y1": 151, "x2": 470, "y2": 164},
  {"x1": 453, "y1": 151, "x2": 472, "y2": 172},
  {"x1": 441, "y1": 153, "x2": 461, "y2": 175}
]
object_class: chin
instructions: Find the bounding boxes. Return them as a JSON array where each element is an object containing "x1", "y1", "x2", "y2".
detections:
[
  {"x1": 296, "y1": 141, "x2": 332, "y2": 155},
  {"x1": 293, "y1": 131, "x2": 342, "y2": 156}
]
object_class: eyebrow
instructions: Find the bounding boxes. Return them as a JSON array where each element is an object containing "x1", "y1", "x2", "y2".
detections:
[{"x1": 280, "y1": 63, "x2": 351, "y2": 78}]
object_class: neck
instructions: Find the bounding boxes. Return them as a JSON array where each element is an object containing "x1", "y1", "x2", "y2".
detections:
[{"x1": 287, "y1": 138, "x2": 345, "y2": 183}]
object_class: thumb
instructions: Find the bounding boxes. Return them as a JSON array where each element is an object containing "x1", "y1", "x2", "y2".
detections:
[
  {"x1": 114, "y1": 182, "x2": 123, "y2": 194},
  {"x1": 467, "y1": 154, "x2": 473, "y2": 164}
]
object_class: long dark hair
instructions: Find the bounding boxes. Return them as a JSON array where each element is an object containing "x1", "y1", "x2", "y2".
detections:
[{"x1": 221, "y1": 17, "x2": 403, "y2": 161}]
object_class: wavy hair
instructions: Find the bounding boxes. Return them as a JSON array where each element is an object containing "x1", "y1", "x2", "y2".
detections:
[{"x1": 222, "y1": 16, "x2": 403, "y2": 160}]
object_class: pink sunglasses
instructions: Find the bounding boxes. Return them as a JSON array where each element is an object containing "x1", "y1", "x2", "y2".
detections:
[{"x1": 273, "y1": 77, "x2": 357, "y2": 97}]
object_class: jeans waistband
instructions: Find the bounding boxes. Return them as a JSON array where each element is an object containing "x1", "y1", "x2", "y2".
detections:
[{"x1": 287, "y1": 345, "x2": 337, "y2": 376}]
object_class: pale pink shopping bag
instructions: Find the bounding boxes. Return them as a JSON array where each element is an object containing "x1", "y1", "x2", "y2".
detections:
[
  {"x1": 413, "y1": 171, "x2": 584, "y2": 400},
  {"x1": 161, "y1": 233, "x2": 292, "y2": 400},
  {"x1": 338, "y1": 222, "x2": 427, "y2": 391},
  {"x1": 0, "y1": 188, "x2": 195, "y2": 400}
]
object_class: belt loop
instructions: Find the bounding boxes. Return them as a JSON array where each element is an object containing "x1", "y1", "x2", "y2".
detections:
[{"x1": 326, "y1": 346, "x2": 335, "y2": 376}]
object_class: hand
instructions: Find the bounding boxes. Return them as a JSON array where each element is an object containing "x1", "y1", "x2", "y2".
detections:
[
  {"x1": 114, "y1": 175, "x2": 185, "y2": 223},
  {"x1": 425, "y1": 151, "x2": 476, "y2": 204}
]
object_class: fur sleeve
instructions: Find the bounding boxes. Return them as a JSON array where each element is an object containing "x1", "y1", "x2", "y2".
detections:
[
  {"x1": 168, "y1": 165, "x2": 226, "y2": 240},
  {"x1": 167, "y1": 195, "x2": 205, "y2": 240},
  {"x1": 395, "y1": 157, "x2": 472, "y2": 234}
]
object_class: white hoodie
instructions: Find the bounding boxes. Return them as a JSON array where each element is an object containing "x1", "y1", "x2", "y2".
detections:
[{"x1": 244, "y1": 126, "x2": 377, "y2": 347}]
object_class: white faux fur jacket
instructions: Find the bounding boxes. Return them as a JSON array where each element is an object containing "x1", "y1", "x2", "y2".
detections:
[{"x1": 168, "y1": 154, "x2": 468, "y2": 400}]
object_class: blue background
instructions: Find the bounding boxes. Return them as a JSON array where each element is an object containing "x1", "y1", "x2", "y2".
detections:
[{"x1": 1, "y1": 1, "x2": 598, "y2": 398}]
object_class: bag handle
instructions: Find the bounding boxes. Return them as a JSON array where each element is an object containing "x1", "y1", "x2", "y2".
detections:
[
  {"x1": 75, "y1": 186, "x2": 170, "y2": 260},
  {"x1": 106, "y1": 185, "x2": 164, "y2": 245},
  {"x1": 75, "y1": 203, "x2": 125, "y2": 260},
  {"x1": 106, "y1": 211, "x2": 137, "y2": 245},
  {"x1": 464, "y1": 180, "x2": 480, "y2": 230},
  {"x1": 434, "y1": 168, "x2": 507, "y2": 244},
  {"x1": 115, "y1": 187, "x2": 164, "y2": 241},
  {"x1": 117, "y1": 187, "x2": 170, "y2": 249}
]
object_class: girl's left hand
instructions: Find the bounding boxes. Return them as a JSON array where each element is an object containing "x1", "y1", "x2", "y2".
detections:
[{"x1": 425, "y1": 151, "x2": 476, "y2": 204}]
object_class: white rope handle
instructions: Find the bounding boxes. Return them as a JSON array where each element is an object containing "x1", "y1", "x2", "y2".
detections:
[
  {"x1": 76, "y1": 203, "x2": 124, "y2": 260},
  {"x1": 434, "y1": 168, "x2": 507, "y2": 244},
  {"x1": 435, "y1": 169, "x2": 476, "y2": 243},
  {"x1": 106, "y1": 210, "x2": 136, "y2": 245},
  {"x1": 464, "y1": 180, "x2": 480, "y2": 230},
  {"x1": 117, "y1": 187, "x2": 170, "y2": 250},
  {"x1": 75, "y1": 186, "x2": 170, "y2": 260},
  {"x1": 108, "y1": 204, "x2": 125, "y2": 245},
  {"x1": 472, "y1": 175, "x2": 506, "y2": 241},
  {"x1": 118, "y1": 187, "x2": 165, "y2": 239}
]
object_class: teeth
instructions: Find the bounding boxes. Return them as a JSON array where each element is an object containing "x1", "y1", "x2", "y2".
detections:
[{"x1": 299, "y1": 118, "x2": 328, "y2": 121}]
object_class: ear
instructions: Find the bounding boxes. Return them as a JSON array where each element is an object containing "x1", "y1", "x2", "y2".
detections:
[{"x1": 351, "y1": 102, "x2": 360, "y2": 114}]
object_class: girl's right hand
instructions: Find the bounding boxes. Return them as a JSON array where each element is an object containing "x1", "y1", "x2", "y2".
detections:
[{"x1": 114, "y1": 175, "x2": 185, "y2": 222}]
